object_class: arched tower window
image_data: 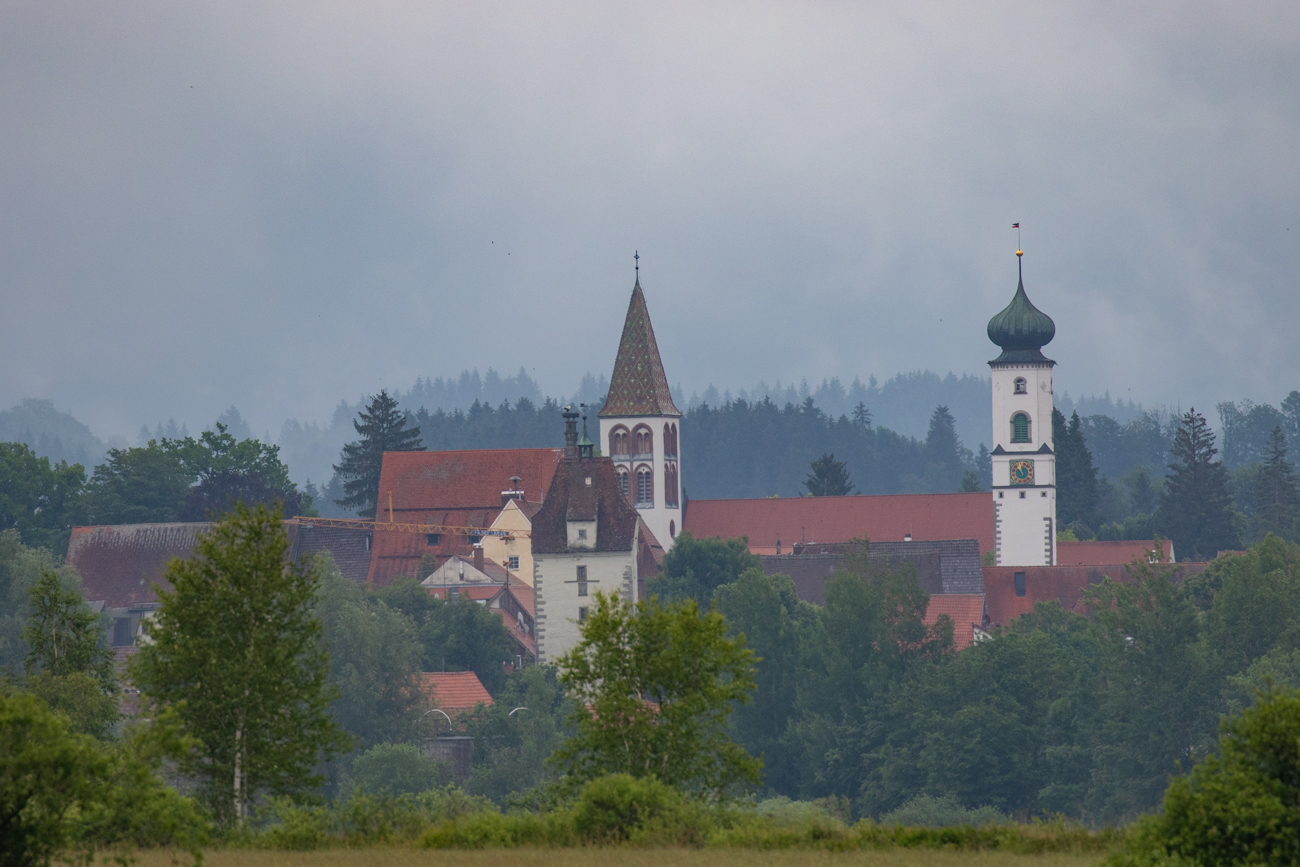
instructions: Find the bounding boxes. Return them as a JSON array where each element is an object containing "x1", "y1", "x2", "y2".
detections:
[
  {"x1": 609, "y1": 426, "x2": 630, "y2": 456},
  {"x1": 1011, "y1": 412, "x2": 1032, "y2": 443},
  {"x1": 636, "y1": 466, "x2": 654, "y2": 506},
  {"x1": 615, "y1": 467, "x2": 629, "y2": 497},
  {"x1": 633, "y1": 425, "x2": 653, "y2": 456},
  {"x1": 1014, "y1": 377, "x2": 1027, "y2": 395},
  {"x1": 664, "y1": 423, "x2": 678, "y2": 456},
  {"x1": 664, "y1": 463, "x2": 679, "y2": 507}
]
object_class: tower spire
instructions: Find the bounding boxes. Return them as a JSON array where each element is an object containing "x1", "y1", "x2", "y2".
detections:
[{"x1": 634, "y1": 250, "x2": 639, "y2": 284}]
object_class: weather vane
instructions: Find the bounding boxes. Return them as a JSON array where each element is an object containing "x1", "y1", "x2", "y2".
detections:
[{"x1": 1013, "y1": 222, "x2": 1022, "y2": 256}]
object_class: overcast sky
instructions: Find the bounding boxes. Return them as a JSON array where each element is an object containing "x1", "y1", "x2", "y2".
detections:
[{"x1": 2, "y1": 2, "x2": 1298, "y2": 441}]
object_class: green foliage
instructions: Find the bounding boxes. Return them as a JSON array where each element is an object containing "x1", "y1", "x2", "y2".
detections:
[
  {"x1": 879, "y1": 794, "x2": 1009, "y2": 828},
  {"x1": 375, "y1": 578, "x2": 517, "y2": 694},
  {"x1": 1254, "y1": 426, "x2": 1300, "y2": 542},
  {"x1": 1158, "y1": 408, "x2": 1239, "y2": 560},
  {"x1": 23, "y1": 569, "x2": 113, "y2": 687},
  {"x1": 463, "y1": 665, "x2": 568, "y2": 803},
  {"x1": 805, "y1": 452, "x2": 855, "y2": 496},
  {"x1": 572, "y1": 773, "x2": 702, "y2": 843},
  {"x1": 0, "y1": 689, "x2": 207, "y2": 867},
  {"x1": 340, "y1": 743, "x2": 452, "y2": 797},
  {"x1": 922, "y1": 406, "x2": 968, "y2": 493},
  {"x1": 334, "y1": 390, "x2": 424, "y2": 518},
  {"x1": 0, "y1": 443, "x2": 86, "y2": 554},
  {"x1": 649, "y1": 531, "x2": 761, "y2": 604},
  {"x1": 316, "y1": 557, "x2": 424, "y2": 748},
  {"x1": 23, "y1": 671, "x2": 119, "y2": 740},
  {"x1": 132, "y1": 502, "x2": 350, "y2": 825},
  {"x1": 1115, "y1": 689, "x2": 1300, "y2": 867},
  {"x1": 1055, "y1": 408, "x2": 1101, "y2": 533},
  {"x1": 552, "y1": 592, "x2": 762, "y2": 799},
  {"x1": 84, "y1": 440, "x2": 192, "y2": 524},
  {"x1": 0, "y1": 532, "x2": 79, "y2": 677},
  {"x1": 255, "y1": 785, "x2": 494, "y2": 849}
]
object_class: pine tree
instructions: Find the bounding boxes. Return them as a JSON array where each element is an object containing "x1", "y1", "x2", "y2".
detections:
[
  {"x1": 805, "y1": 453, "x2": 854, "y2": 496},
  {"x1": 333, "y1": 390, "x2": 424, "y2": 518},
  {"x1": 1158, "y1": 409, "x2": 1240, "y2": 560},
  {"x1": 1054, "y1": 408, "x2": 1100, "y2": 532},
  {"x1": 923, "y1": 405, "x2": 963, "y2": 492},
  {"x1": 852, "y1": 402, "x2": 873, "y2": 430},
  {"x1": 1254, "y1": 426, "x2": 1299, "y2": 542}
]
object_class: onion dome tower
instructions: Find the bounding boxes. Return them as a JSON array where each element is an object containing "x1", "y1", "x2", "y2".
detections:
[
  {"x1": 598, "y1": 263, "x2": 681, "y2": 550},
  {"x1": 988, "y1": 251, "x2": 1057, "y2": 566}
]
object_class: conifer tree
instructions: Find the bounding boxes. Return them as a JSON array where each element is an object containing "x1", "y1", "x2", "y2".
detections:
[
  {"x1": 1158, "y1": 409, "x2": 1239, "y2": 560},
  {"x1": 923, "y1": 406, "x2": 963, "y2": 491},
  {"x1": 1054, "y1": 408, "x2": 1100, "y2": 532},
  {"x1": 1254, "y1": 426, "x2": 1299, "y2": 542},
  {"x1": 333, "y1": 390, "x2": 424, "y2": 518},
  {"x1": 805, "y1": 453, "x2": 854, "y2": 496}
]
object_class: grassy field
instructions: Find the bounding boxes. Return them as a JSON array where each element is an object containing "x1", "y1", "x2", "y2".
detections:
[{"x1": 132, "y1": 850, "x2": 1108, "y2": 867}]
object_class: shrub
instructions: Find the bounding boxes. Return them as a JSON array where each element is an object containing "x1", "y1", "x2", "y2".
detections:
[
  {"x1": 880, "y1": 793, "x2": 1010, "y2": 828},
  {"x1": 340, "y1": 743, "x2": 452, "y2": 797}
]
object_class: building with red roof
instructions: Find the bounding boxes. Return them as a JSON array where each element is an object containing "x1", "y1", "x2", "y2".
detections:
[
  {"x1": 1056, "y1": 539, "x2": 1174, "y2": 565},
  {"x1": 367, "y1": 448, "x2": 562, "y2": 586},
  {"x1": 685, "y1": 492, "x2": 995, "y2": 557},
  {"x1": 418, "y1": 670, "x2": 494, "y2": 716},
  {"x1": 924, "y1": 594, "x2": 990, "y2": 651}
]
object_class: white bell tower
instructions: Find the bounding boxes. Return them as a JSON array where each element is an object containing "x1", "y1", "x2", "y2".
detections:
[{"x1": 988, "y1": 251, "x2": 1057, "y2": 566}]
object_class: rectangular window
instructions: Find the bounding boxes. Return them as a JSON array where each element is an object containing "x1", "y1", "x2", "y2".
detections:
[
  {"x1": 577, "y1": 528, "x2": 587, "y2": 540},
  {"x1": 578, "y1": 581, "x2": 587, "y2": 596},
  {"x1": 508, "y1": 556, "x2": 519, "y2": 570},
  {"x1": 577, "y1": 565, "x2": 587, "y2": 579},
  {"x1": 426, "y1": 533, "x2": 441, "y2": 546},
  {"x1": 578, "y1": 606, "x2": 588, "y2": 622},
  {"x1": 449, "y1": 587, "x2": 460, "y2": 600},
  {"x1": 1014, "y1": 571, "x2": 1026, "y2": 597}
]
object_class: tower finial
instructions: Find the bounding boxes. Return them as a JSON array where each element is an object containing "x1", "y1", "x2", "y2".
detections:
[{"x1": 634, "y1": 250, "x2": 639, "y2": 280}]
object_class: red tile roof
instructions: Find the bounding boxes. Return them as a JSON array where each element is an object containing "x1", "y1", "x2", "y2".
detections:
[
  {"x1": 598, "y1": 280, "x2": 680, "y2": 418},
  {"x1": 982, "y1": 562, "x2": 1209, "y2": 628},
  {"x1": 685, "y1": 493, "x2": 995, "y2": 556},
  {"x1": 417, "y1": 671, "x2": 494, "y2": 715},
  {"x1": 1057, "y1": 539, "x2": 1174, "y2": 566},
  {"x1": 67, "y1": 523, "x2": 209, "y2": 608},
  {"x1": 531, "y1": 457, "x2": 642, "y2": 554},
  {"x1": 924, "y1": 595, "x2": 989, "y2": 651},
  {"x1": 368, "y1": 448, "x2": 562, "y2": 586}
]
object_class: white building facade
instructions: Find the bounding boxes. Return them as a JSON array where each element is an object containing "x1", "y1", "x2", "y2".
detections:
[{"x1": 988, "y1": 252, "x2": 1058, "y2": 567}]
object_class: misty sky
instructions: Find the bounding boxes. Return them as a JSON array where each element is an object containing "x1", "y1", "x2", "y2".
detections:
[{"x1": 2, "y1": 3, "x2": 1298, "y2": 442}]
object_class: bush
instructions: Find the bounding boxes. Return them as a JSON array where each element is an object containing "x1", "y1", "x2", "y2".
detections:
[
  {"x1": 340, "y1": 743, "x2": 452, "y2": 797},
  {"x1": 573, "y1": 773, "x2": 711, "y2": 845},
  {"x1": 1113, "y1": 688, "x2": 1300, "y2": 867},
  {"x1": 880, "y1": 793, "x2": 1010, "y2": 828}
]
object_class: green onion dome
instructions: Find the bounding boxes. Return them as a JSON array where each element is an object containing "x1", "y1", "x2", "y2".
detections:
[{"x1": 987, "y1": 254, "x2": 1055, "y2": 362}]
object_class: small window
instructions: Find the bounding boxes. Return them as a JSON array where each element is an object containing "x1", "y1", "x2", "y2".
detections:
[
  {"x1": 507, "y1": 556, "x2": 519, "y2": 570},
  {"x1": 1041, "y1": 491, "x2": 1047, "y2": 498},
  {"x1": 998, "y1": 491, "x2": 1004, "y2": 499},
  {"x1": 577, "y1": 528, "x2": 587, "y2": 540},
  {"x1": 468, "y1": 534, "x2": 482, "y2": 545},
  {"x1": 616, "y1": 469, "x2": 629, "y2": 496},
  {"x1": 669, "y1": 520, "x2": 676, "y2": 538},
  {"x1": 1011, "y1": 412, "x2": 1031, "y2": 443},
  {"x1": 449, "y1": 587, "x2": 460, "y2": 600},
  {"x1": 1014, "y1": 377, "x2": 1027, "y2": 394},
  {"x1": 577, "y1": 565, "x2": 587, "y2": 580},
  {"x1": 578, "y1": 581, "x2": 587, "y2": 597},
  {"x1": 637, "y1": 468, "x2": 653, "y2": 505},
  {"x1": 426, "y1": 533, "x2": 441, "y2": 546},
  {"x1": 1014, "y1": 571, "x2": 1026, "y2": 596},
  {"x1": 1019, "y1": 491, "x2": 1026, "y2": 499},
  {"x1": 365, "y1": 534, "x2": 372, "y2": 551},
  {"x1": 578, "y1": 606, "x2": 588, "y2": 622}
]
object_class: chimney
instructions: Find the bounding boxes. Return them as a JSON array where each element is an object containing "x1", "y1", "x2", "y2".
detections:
[
  {"x1": 563, "y1": 406, "x2": 580, "y2": 457},
  {"x1": 474, "y1": 545, "x2": 484, "y2": 573},
  {"x1": 501, "y1": 475, "x2": 525, "y2": 506}
]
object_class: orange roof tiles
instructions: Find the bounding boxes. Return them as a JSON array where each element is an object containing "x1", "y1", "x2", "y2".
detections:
[
  {"x1": 368, "y1": 448, "x2": 562, "y2": 586},
  {"x1": 684, "y1": 493, "x2": 995, "y2": 556},
  {"x1": 1057, "y1": 539, "x2": 1174, "y2": 566},
  {"x1": 924, "y1": 594, "x2": 989, "y2": 651},
  {"x1": 418, "y1": 671, "x2": 494, "y2": 715}
]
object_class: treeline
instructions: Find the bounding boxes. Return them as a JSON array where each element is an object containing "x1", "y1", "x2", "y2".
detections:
[{"x1": 649, "y1": 531, "x2": 1300, "y2": 825}]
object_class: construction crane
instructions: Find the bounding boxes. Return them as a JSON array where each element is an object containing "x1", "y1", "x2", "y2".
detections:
[{"x1": 286, "y1": 491, "x2": 531, "y2": 538}]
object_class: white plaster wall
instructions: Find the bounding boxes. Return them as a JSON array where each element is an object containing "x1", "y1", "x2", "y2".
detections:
[
  {"x1": 599, "y1": 415, "x2": 681, "y2": 551},
  {"x1": 990, "y1": 364, "x2": 1054, "y2": 451},
  {"x1": 534, "y1": 548, "x2": 637, "y2": 664},
  {"x1": 993, "y1": 488, "x2": 1056, "y2": 566},
  {"x1": 990, "y1": 361, "x2": 1057, "y2": 566}
]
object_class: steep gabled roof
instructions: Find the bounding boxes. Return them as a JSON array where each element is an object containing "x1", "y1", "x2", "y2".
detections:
[
  {"x1": 67, "y1": 523, "x2": 209, "y2": 608},
  {"x1": 531, "y1": 457, "x2": 642, "y2": 554},
  {"x1": 598, "y1": 280, "x2": 680, "y2": 418},
  {"x1": 924, "y1": 594, "x2": 989, "y2": 651},
  {"x1": 417, "y1": 671, "x2": 493, "y2": 715},
  {"x1": 685, "y1": 493, "x2": 995, "y2": 557}
]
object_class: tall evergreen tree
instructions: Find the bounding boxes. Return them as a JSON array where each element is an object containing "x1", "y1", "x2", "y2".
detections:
[
  {"x1": 1159, "y1": 409, "x2": 1240, "y2": 560},
  {"x1": 333, "y1": 390, "x2": 424, "y2": 518},
  {"x1": 1254, "y1": 426, "x2": 1299, "y2": 542},
  {"x1": 805, "y1": 453, "x2": 854, "y2": 496},
  {"x1": 1054, "y1": 408, "x2": 1100, "y2": 532},
  {"x1": 923, "y1": 405, "x2": 963, "y2": 492}
]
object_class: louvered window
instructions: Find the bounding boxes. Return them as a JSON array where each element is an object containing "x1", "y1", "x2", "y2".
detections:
[
  {"x1": 1011, "y1": 412, "x2": 1031, "y2": 443},
  {"x1": 637, "y1": 468, "x2": 653, "y2": 505}
]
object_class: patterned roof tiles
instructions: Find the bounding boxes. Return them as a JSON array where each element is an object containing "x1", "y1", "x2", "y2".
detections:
[{"x1": 598, "y1": 280, "x2": 680, "y2": 418}]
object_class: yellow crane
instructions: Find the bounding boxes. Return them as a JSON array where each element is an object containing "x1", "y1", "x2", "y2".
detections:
[{"x1": 286, "y1": 491, "x2": 530, "y2": 538}]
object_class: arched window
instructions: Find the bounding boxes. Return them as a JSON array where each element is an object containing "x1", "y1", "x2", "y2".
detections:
[
  {"x1": 669, "y1": 520, "x2": 676, "y2": 538},
  {"x1": 633, "y1": 425, "x2": 653, "y2": 456},
  {"x1": 664, "y1": 463, "x2": 679, "y2": 507},
  {"x1": 1014, "y1": 377, "x2": 1027, "y2": 395},
  {"x1": 636, "y1": 466, "x2": 654, "y2": 506},
  {"x1": 609, "y1": 426, "x2": 630, "y2": 455},
  {"x1": 615, "y1": 467, "x2": 629, "y2": 497},
  {"x1": 1011, "y1": 412, "x2": 1031, "y2": 443},
  {"x1": 664, "y1": 423, "x2": 678, "y2": 456}
]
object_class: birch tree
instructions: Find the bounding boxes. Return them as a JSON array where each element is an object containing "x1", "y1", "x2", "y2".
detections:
[{"x1": 132, "y1": 503, "x2": 348, "y2": 826}]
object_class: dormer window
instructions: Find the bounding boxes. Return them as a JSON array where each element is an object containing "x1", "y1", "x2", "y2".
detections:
[
  {"x1": 1014, "y1": 377, "x2": 1027, "y2": 394},
  {"x1": 1011, "y1": 412, "x2": 1031, "y2": 443},
  {"x1": 577, "y1": 528, "x2": 587, "y2": 540}
]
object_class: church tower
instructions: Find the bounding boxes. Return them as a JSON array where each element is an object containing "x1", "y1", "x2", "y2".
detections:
[
  {"x1": 987, "y1": 251, "x2": 1057, "y2": 566},
  {"x1": 599, "y1": 275, "x2": 682, "y2": 550}
]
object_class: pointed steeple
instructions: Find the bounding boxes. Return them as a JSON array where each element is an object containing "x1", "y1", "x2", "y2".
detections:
[{"x1": 598, "y1": 278, "x2": 681, "y2": 418}]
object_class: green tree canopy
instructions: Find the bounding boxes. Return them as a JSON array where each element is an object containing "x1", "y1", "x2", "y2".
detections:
[
  {"x1": 1054, "y1": 408, "x2": 1101, "y2": 533},
  {"x1": 552, "y1": 592, "x2": 761, "y2": 799},
  {"x1": 0, "y1": 443, "x2": 86, "y2": 553},
  {"x1": 1159, "y1": 408, "x2": 1240, "y2": 560},
  {"x1": 132, "y1": 503, "x2": 349, "y2": 825},
  {"x1": 334, "y1": 390, "x2": 424, "y2": 518},
  {"x1": 647, "y1": 531, "x2": 760, "y2": 604},
  {"x1": 922, "y1": 405, "x2": 966, "y2": 492},
  {"x1": 1254, "y1": 426, "x2": 1299, "y2": 542},
  {"x1": 805, "y1": 452, "x2": 854, "y2": 496}
]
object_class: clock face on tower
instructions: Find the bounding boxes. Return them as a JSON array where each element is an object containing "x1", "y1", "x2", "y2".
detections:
[{"x1": 1010, "y1": 460, "x2": 1035, "y2": 486}]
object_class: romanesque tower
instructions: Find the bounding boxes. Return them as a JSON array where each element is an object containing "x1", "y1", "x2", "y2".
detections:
[
  {"x1": 987, "y1": 252, "x2": 1058, "y2": 566},
  {"x1": 598, "y1": 276, "x2": 682, "y2": 550}
]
